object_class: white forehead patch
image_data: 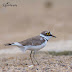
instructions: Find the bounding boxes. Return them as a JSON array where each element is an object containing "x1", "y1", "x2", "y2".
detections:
[{"x1": 45, "y1": 31, "x2": 52, "y2": 34}]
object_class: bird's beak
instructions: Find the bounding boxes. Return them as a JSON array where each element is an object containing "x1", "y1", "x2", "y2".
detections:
[{"x1": 52, "y1": 35, "x2": 56, "y2": 38}]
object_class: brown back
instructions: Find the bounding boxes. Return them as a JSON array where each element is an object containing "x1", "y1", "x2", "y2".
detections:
[{"x1": 19, "y1": 35, "x2": 45, "y2": 46}]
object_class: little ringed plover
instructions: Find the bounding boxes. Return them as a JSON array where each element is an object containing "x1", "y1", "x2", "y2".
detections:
[{"x1": 5, "y1": 31, "x2": 56, "y2": 65}]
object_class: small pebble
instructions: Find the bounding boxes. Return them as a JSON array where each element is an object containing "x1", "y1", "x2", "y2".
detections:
[
  {"x1": 36, "y1": 68, "x2": 38, "y2": 70},
  {"x1": 28, "y1": 65, "x2": 34, "y2": 68}
]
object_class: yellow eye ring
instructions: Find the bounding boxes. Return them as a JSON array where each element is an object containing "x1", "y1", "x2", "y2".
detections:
[
  {"x1": 46, "y1": 33, "x2": 48, "y2": 35},
  {"x1": 48, "y1": 33, "x2": 50, "y2": 35},
  {"x1": 46, "y1": 33, "x2": 50, "y2": 36}
]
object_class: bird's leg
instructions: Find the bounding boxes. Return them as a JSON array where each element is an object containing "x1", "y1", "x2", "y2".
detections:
[
  {"x1": 33, "y1": 51, "x2": 39, "y2": 65},
  {"x1": 30, "y1": 51, "x2": 34, "y2": 65}
]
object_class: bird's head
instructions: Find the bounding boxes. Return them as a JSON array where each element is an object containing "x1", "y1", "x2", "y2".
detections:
[{"x1": 40, "y1": 31, "x2": 56, "y2": 41}]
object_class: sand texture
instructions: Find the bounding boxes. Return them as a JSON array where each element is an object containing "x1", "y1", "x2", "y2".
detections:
[{"x1": 0, "y1": 53, "x2": 72, "y2": 72}]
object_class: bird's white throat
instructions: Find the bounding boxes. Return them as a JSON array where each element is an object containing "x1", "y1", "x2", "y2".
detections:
[{"x1": 40, "y1": 34, "x2": 52, "y2": 41}]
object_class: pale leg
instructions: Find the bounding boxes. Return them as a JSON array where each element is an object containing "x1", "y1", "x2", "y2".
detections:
[
  {"x1": 33, "y1": 51, "x2": 39, "y2": 65},
  {"x1": 30, "y1": 51, "x2": 34, "y2": 65}
]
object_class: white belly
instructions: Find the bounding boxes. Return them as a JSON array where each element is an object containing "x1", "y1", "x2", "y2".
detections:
[{"x1": 25, "y1": 40, "x2": 47, "y2": 51}]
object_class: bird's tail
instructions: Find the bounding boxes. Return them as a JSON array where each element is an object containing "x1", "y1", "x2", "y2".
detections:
[
  {"x1": 4, "y1": 42, "x2": 26, "y2": 53},
  {"x1": 4, "y1": 42, "x2": 22, "y2": 46},
  {"x1": 4, "y1": 43, "x2": 13, "y2": 46}
]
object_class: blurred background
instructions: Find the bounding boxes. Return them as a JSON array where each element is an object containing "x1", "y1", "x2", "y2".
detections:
[{"x1": 0, "y1": 0, "x2": 72, "y2": 54}]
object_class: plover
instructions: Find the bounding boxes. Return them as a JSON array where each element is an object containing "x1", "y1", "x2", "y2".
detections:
[{"x1": 5, "y1": 31, "x2": 56, "y2": 65}]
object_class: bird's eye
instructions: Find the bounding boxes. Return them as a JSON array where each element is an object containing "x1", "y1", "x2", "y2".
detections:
[
  {"x1": 48, "y1": 33, "x2": 50, "y2": 35},
  {"x1": 46, "y1": 33, "x2": 50, "y2": 36}
]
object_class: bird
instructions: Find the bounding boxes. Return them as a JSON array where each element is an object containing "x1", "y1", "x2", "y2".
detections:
[{"x1": 5, "y1": 31, "x2": 56, "y2": 65}]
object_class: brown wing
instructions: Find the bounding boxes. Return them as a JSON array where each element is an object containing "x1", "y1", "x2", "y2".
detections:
[{"x1": 19, "y1": 36, "x2": 45, "y2": 46}]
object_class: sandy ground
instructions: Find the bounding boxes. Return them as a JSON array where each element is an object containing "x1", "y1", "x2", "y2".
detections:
[{"x1": 0, "y1": 52, "x2": 72, "y2": 72}]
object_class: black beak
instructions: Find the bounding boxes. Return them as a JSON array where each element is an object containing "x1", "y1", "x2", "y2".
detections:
[{"x1": 52, "y1": 35, "x2": 56, "y2": 38}]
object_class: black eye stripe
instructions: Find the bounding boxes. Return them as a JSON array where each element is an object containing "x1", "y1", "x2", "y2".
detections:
[
  {"x1": 45, "y1": 33, "x2": 52, "y2": 36},
  {"x1": 49, "y1": 34, "x2": 52, "y2": 36},
  {"x1": 46, "y1": 33, "x2": 50, "y2": 35}
]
